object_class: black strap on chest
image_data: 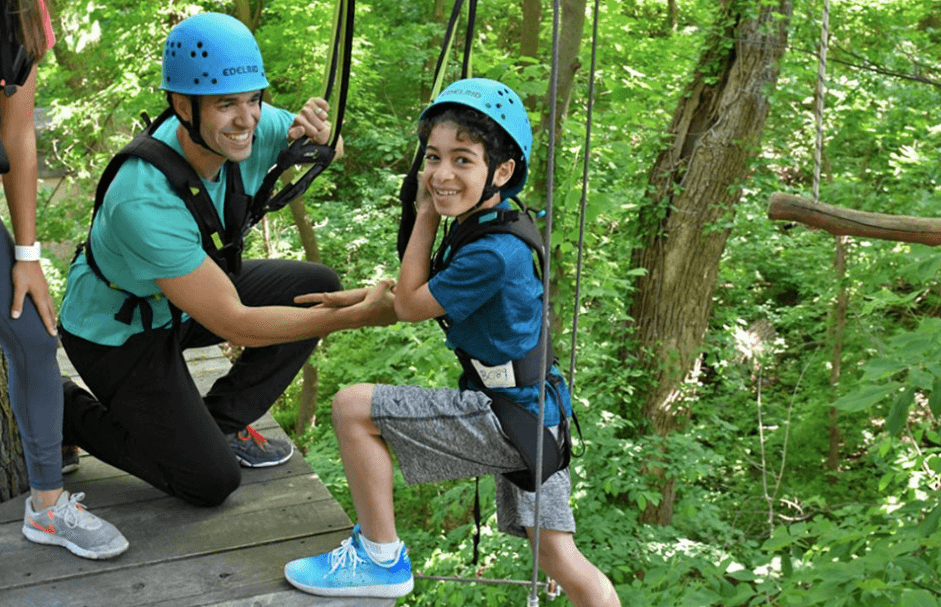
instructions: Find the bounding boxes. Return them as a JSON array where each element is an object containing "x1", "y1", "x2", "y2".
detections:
[{"x1": 77, "y1": 108, "x2": 252, "y2": 332}]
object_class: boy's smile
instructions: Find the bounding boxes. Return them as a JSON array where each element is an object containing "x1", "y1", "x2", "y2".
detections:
[{"x1": 422, "y1": 121, "x2": 513, "y2": 221}]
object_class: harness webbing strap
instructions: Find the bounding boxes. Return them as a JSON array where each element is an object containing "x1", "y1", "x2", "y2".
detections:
[
  {"x1": 396, "y1": 0, "x2": 477, "y2": 261},
  {"x1": 250, "y1": 0, "x2": 353, "y2": 222}
]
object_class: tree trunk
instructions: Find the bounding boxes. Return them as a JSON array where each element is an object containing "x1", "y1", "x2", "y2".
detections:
[
  {"x1": 521, "y1": 0, "x2": 542, "y2": 60},
  {"x1": 0, "y1": 352, "x2": 30, "y2": 502},
  {"x1": 626, "y1": 0, "x2": 793, "y2": 525},
  {"x1": 288, "y1": 192, "x2": 323, "y2": 436},
  {"x1": 541, "y1": 0, "x2": 586, "y2": 131}
]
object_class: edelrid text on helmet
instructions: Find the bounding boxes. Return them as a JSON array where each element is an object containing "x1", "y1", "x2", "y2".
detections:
[
  {"x1": 420, "y1": 78, "x2": 533, "y2": 199},
  {"x1": 161, "y1": 13, "x2": 269, "y2": 96}
]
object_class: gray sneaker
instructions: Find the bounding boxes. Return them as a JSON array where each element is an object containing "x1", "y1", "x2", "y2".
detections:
[
  {"x1": 227, "y1": 425, "x2": 294, "y2": 467},
  {"x1": 62, "y1": 445, "x2": 80, "y2": 474},
  {"x1": 22, "y1": 491, "x2": 129, "y2": 559}
]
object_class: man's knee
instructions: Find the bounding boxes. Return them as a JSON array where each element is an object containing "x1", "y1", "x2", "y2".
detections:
[{"x1": 176, "y1": 458, "x2": 242, "y2": 507}]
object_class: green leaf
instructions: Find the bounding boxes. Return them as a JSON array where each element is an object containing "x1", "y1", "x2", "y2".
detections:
[
  {"x1": 833, "y1": 383, "x2": 902, "y2": 412},
  {"x1": 886, "y1": 386, "x2": 916, "y2": 436},
  {"x1": 920, "y1": 503, "x2": 941, "y2": 537},
  {"x1": 929, "y1": 376, "x2": 941, "y2": 417},
  {"x1": 900, "y1": 590, "x2": 939, "y2": 607}
]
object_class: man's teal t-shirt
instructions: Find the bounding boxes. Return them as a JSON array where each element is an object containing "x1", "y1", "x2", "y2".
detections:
[{"x1": 59, "y1": 103, "x2": 295, "y2": 346}]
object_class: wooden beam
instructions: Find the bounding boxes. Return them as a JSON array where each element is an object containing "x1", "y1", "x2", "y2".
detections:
[{"x1": 767, "y1": 192, "x2": 941, "y2": 246}]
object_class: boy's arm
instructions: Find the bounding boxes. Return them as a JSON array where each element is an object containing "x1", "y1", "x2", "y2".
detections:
[{"x1": 394, "y1": 185, "x2": 447, "y2": 323}]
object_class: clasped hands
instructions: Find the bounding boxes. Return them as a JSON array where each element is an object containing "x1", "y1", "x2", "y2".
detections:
[{"x1": 295, "y1": 279, "x2": 397, "y2": 328}]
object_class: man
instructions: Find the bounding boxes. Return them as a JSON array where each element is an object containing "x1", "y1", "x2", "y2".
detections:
[{"x1": 57, "y1": 13, "x2": 396, "y2": 509}]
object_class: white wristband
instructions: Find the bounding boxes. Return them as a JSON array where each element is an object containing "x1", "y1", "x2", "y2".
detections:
[{"x1": 14, "y1": 241, "x2": 41, "y2": 261}]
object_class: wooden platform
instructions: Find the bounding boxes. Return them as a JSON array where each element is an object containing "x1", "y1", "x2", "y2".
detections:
[{"x1": 0, "y1": 346, "x2": 394, "y2": 607}]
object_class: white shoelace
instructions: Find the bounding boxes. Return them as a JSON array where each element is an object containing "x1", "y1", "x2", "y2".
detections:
[
  {"x1": 328, "y1": 536, "x2": 365, "y2": 574},
  {"x1": 53, "y1": 492, "x2": 103, "y2": 530}
]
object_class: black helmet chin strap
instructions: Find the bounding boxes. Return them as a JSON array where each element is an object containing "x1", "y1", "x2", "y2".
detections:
[
  {"x1": 180, "y1": 96, "x2": 226, "y2": 158},
  {"x1": 173, "y1": 93, "x2": 265, "y2": 160},
  {"x1": 472, "y1": 160, "x2": 502, "y2": 211}
]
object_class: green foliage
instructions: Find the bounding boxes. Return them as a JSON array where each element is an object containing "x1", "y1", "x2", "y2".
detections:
[{"x1": 24, "y1": 0, "x2": 941, "y2": 605}]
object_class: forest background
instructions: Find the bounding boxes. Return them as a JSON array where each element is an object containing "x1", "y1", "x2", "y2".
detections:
[{"x1": 7, "y1": 0, "x2": 941, "y2": 605}]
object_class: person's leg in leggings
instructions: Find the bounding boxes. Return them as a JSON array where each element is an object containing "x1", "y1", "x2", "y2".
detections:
[
  {"x1": 60, "y1": 328, "x2": 241, "y2": 506},
  {"x1": 181, "y1": 259, "x2": 342, "y2": 433},
  {"x1": 0, "y1": 224, "x2": 64, "y2": 509}
]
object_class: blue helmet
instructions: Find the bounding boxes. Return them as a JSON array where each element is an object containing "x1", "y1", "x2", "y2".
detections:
[
  {"x1": 420, "y1": 78, "x2": 532, "y2": 199},
  {"x1": 161, "y1": 13, "x2": 269, "y2": 96}
]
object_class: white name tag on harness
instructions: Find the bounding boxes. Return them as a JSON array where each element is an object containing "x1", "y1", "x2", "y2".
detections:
[{"x1": 471, "y1": 358, "x2": 516, "y2": 389}]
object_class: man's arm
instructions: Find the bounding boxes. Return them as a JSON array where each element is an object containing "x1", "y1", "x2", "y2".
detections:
[{"x1": 156, "y1": 257, "x2": 395, "y2": 347}]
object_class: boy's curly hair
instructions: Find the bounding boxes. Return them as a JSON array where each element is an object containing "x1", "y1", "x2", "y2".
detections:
[{"x1": 418, "y1": 105, "x2": 525, "y2": 194}]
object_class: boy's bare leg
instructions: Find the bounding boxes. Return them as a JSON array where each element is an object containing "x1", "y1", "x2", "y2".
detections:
[
  {"x1": 526, "y1": 527, "x2": 622, "y2": 607},
  {"x1": 332, "y1": 383, "x2": 399, "y2": 543}
]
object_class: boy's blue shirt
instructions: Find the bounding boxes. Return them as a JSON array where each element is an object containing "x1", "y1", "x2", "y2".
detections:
[
  {"x1": 428, "y1": 201, "x2": 573, "y2": 426},
  {"x1": 59, "y1": 103, "x2": 295, "y2": 346}
]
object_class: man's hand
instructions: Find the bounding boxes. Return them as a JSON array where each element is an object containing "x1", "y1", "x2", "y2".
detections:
[
  {"x1": 11, "y1": 261, "x2": 57, "y2": 336},
  {"x1": 287, "y1": 97, "x2": 344, "y2": 160},
  {"x1": 295, "y1": 280, "x2": 397, "y2": 327}
]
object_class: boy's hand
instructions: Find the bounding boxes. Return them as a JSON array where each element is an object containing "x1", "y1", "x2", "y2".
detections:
[
  {"x1": 353, "y1": 280, "x2": 398, "y2": 327},
  {"x1": 416, "y1": 176, "x2": 440, "y2": 218}
]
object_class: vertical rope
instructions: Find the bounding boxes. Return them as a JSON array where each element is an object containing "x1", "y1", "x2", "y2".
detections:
[
  {"x1": 568, "y1": 0, "x2": 600, "y2": 394},
  {"x1": 529, "y1": 1, "x2": 561, "y2": 604},
  {"x1": 812, "y1": 0, "x2": 830, "y2": 205}
]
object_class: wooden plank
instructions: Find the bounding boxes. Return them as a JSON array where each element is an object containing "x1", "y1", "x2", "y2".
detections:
[
  {"x1": 0, "y1": 478, "x2": 350, "y2": 588},
  {"x1": 0, "y1": 415, "x2": 318, "y2": 524},
  {"x1": 0, "y1": 344, "x2": 374, "y2": 607},
  {"x1": 2, "y1": 536, "x2": 392, "y2": 607}
]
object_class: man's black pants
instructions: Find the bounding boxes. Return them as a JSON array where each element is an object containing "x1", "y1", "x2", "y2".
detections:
[{"x1": 60, "y1": 259, "x2": 341, "y2": 507}]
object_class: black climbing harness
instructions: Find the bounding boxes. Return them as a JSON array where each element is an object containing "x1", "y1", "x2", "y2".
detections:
[
  {"x1": 429, "y1": 204, "x2": 578, "y2": 493},
  {"x1": 75, "y1": 107, "x2": 254, "y2": 332}
]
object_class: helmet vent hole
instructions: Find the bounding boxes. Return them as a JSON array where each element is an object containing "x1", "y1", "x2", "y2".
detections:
[
  {"x1": 194, "y1": 78, "x2": 200, "y2": 84},
  {"x1": 191, "y1": 51, "x2": 197, "y2": 58},
  {"x1": 202, "y1": 51, "x2": 208, "y2": 58}
]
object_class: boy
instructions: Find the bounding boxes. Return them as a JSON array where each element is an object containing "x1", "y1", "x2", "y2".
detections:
[{"x1": 285, "y1": 78, "x2": 621, "y2": 606}]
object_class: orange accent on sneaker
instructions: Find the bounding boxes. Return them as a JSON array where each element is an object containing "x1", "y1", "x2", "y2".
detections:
[
  {"x1": 243, "y1": 425, "x2": 268, "y2": 444},
  {"x1": 28, "y1": 519, "x2": 56, "y2": 534}
]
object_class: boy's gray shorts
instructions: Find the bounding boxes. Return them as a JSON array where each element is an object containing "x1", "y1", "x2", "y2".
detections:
[{"x1": 370, "y1": 383, "x2": 575, "y2": 539}]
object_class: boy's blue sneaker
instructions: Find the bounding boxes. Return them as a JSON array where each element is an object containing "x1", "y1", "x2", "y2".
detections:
[{"x1": 284, "y1": 525, "x2": 414, "y2": 598}]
